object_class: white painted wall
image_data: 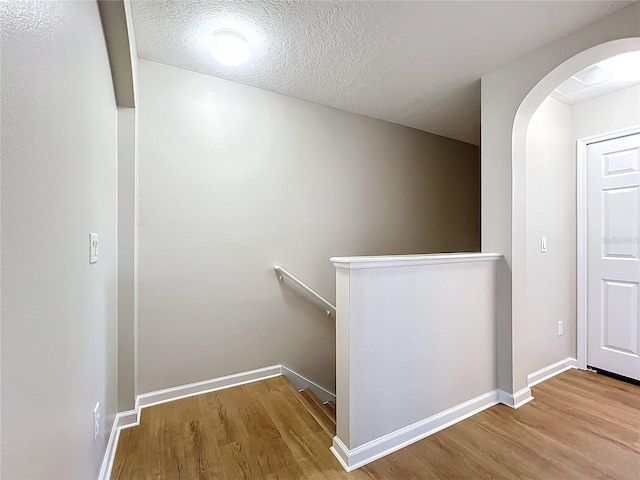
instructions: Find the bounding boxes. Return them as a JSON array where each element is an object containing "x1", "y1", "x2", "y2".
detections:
[
  {"x1": 332, "y1": 254, "x2": 499, "y2": 463},
  {"x1": 1, "y1": 2, "x2": 118, "y2": 478},
  {"x1": 137, "y1": 59, "x2": 481, "y2": 395},
  {"x1": 481, "y1": 2, "x2": 640, "y2": 395},
  {"x1": 572, "y1": 84, "x2": 640, "y2": 141},
  {"x1": 525, "y1": 97, "x2": 574, "y2": 376}
]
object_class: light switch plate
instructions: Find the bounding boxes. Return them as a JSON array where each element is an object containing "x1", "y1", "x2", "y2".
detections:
[
  {"x1": 89, "y1": 233, "x2": 98, "y2": 264},
  {"x1": 541, "y1": 236, "x2": 547, "y2": 253}
]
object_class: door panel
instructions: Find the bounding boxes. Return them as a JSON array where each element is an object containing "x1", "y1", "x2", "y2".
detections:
[
  {"x1": 603, "y1": 148, "x2": 639, "y2": 177},
  {"x1": 601, "y1": 279, "x2": 638, "y2": 356},
  {"x1": 587, "y1": 133, "x2": 640, "y2": 381},
  {"x1": 602, "y1": 186, "x2": 639, "y2": 259}
]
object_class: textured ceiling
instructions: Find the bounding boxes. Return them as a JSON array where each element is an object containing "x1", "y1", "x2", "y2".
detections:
[{"x1": 130, "y1": 1, "x2": 633, "y2": 145}]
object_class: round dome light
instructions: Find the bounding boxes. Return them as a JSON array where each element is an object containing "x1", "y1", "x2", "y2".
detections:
[{"x1": 210, "y1": 29, "x2": 250, "y2": 67}]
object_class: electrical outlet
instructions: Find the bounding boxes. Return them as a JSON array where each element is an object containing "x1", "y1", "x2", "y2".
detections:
[
  {"x1": 89, "y1": 233, "x2": 98, "y2": 264},
  {"x1": 93, "y1": 402, "x2": 100, "y2": 441},
  {"x1": 557, "y1": 321, "x2": 563, "y2": 336}
]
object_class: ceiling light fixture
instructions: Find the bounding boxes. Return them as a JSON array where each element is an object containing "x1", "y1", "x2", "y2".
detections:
[
  {"x1": 210, "y1": 29, "x2": 250, "y2": 66},
  {"x1": 598, "y1": 51, "x2": 640, "y2": 82}
]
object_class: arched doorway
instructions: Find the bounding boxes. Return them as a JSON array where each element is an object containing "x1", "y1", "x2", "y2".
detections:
[{"x1": 511, "y1": 38, "x2": 640, "y2": 395}]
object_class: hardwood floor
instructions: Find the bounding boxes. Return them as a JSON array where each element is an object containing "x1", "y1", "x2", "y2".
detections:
[{"x1": 111, "y1": 369, "x2": 640, "y2": 479}]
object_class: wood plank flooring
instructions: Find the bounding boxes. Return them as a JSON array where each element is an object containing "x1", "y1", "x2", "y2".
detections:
[{"x1": 111, "y1": 369, "x2": 640, "y2": 479}]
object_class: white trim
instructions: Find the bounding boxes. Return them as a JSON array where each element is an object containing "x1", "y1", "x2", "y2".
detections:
[
  {"x1": 98, "y1": 410, "x2": 137, "y2": 480},
  {"x1": 281, "y1": 365, "x2": 336, "y2": 404},
  {"x1": 498, "y1": 387, "x2": 533, "y2": 409},
  {"x1": 330, "y1": 390, "x2": 500, "y2": 472},
  {"x1": 135, "y1": 365, "x2": 281, "y2": 410},
  {"x1": 98, "y1": 415, "x2": 118, "y2": 480},
  {"x1": 576, "y1": 126, "x2": 640, "y2": 371},
  {"x1": 577, "y1": 137, "x2": 588, "y2": 371},
  {"x1": 116, "y1": 410, "x2": 138, "y2": 429},
  {"x1": 330, "y1": 438, "x2": 353, "y2": 472},
  {"x1": 527, "y1": 357, "x2": 578, "y2": 388},
  {"x1": 331, "y1": 253, "x2": 502, "y2": 270}
]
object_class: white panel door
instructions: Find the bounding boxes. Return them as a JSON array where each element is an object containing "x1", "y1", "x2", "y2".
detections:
[{"x1": 587, "y1": 133, "x2": 640, "y2": 381}]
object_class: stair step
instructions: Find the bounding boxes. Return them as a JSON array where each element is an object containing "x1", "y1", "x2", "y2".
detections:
[
  {"x1": 323, "y1": 400, "x2": 336, "y2": 416},
  {"x1": 299, "y1": 389, "x2": 336, "y2": 437},
  {"x1": 279, "y1": 376, "x2": 336, "y2": 438}
]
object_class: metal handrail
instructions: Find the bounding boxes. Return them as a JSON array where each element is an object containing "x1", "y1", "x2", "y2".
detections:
[{"x1": 274, "y1": 265, "x2": 336, "y2": 317}]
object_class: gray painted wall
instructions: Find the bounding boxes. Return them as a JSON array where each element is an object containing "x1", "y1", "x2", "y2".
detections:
[
  {"x1": 137, "y1": 59, "x2": 480, "y2": 395},
  {"x1": 1, "y1": 1, "x2": 118, "y2": 478}
]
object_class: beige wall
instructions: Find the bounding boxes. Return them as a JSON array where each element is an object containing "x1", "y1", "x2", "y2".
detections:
[
  {"x1": 137, "y1": 59, "x2": 480, "y2": 394},
  {"x1": 525, "y1": 97, "x2": 574, "y2": 376},
  {"x1": 1, "y1": 1, "x2": 118, "y2": 478},
  {"x1": 118, "y1": 106, "x2": 138, "y2": 411}
]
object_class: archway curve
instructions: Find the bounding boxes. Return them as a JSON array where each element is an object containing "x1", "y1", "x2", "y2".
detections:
[{"x1": 510, "y1": 37, "x2": 640, "y2": 392}]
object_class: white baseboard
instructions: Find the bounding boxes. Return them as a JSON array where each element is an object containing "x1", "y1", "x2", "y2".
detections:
[
  {"x1": 98, "y1": 410, "x2": 136, "y2": 480},
  {"x1": 528, "y1": 357, "x2": 577, "y2": 388},
  {"x1": 136, "y1": 365, "x2": 282, "y2": 410},
  {"x1": 281, "y1": 365, "x2": 336, "y2": 404},
  {"x1": 116, "y1": 410, "x2": 138, "y2": 429},
  {"x1": 498, "y1": 387, "x2": 534, "y2": 409},
  {"x1": 496, "y1": 357, "x2": 578, "y2": 412},
  {"x1": 330, "y1": 390, "x2": 500, "y2": 472},
  {"x1": 98, "y1": 365, "x2": 283, "y2": 480}
]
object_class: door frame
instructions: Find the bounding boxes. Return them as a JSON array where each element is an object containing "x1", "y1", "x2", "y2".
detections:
[{"x1": 576, "y1": 126, "x2": 640, "y2": 371}]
